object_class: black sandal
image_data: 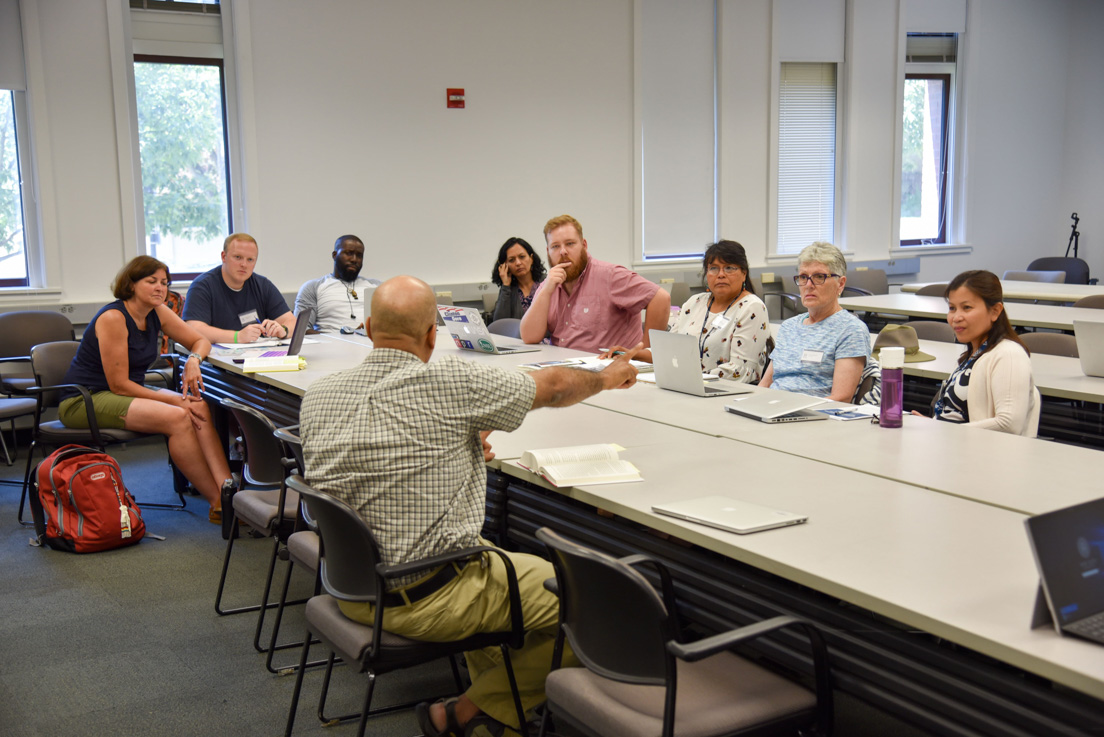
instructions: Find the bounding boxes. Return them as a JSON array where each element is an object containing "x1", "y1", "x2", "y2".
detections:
[{"x1": 415, "y1": 697, "x2": 464, "y2": 737}]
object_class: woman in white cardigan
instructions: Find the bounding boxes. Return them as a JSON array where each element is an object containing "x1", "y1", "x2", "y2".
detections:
[{"x1": 918, "y1": 270, "x2": 1040, "y2": 437}]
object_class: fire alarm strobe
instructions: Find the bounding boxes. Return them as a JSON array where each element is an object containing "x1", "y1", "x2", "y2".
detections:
[{"x1": 447, "y1": 88, "x2": 465, "y2": 109}]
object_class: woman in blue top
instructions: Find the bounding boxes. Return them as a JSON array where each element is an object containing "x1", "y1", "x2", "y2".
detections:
[
  {"x1": 759, "y1": 242, "x2": 870, "y2": 401},
  {"x1": 59, "y1": 256, "x2": 233, "y2": 523}
]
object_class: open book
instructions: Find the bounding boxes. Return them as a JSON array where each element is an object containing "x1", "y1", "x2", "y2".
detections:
[{"x1": 518, "y1": 443, "x2": 642, "y2": 487}]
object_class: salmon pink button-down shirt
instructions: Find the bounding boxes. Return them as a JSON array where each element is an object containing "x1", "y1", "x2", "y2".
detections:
[{"x1": 532, "y1": 258, "x2": 659, "y2": 353}]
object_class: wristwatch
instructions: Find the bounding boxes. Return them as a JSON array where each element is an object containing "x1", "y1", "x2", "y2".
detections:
[{"x1": 187, "y1": 352, "x2": 204, "y2": 364}]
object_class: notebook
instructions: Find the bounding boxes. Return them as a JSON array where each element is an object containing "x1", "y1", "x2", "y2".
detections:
[
  {"x1": 653, "y1": 495, "x2": 808, "y2": 535},
  {"x1": 1025, "y1": 497, "x2": 1104, "y2": 645},
  {"x1": 1074, "y1": 321, "x2": 1104, "y2": 378},
  {"x1": 257, "y1": 307, "x2": 314, "y2": 358},
  {"x1": 437, "y1": 305, "x2": 539, "y2": 355},
  {"x1": 648, "y1": 330, "x2": 757, "y2": 398},
  {"x1": 724, "y1": 389, "x2": 828, "y2": 423}
]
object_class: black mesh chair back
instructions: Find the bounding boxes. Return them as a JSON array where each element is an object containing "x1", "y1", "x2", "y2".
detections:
[
  {"x1": 539, "y1": 528, "x2": 671, "y2": 685},
  {"x1": 1027, "y1": 257, "x2": 1092, "y2": 285},
  {"x1": 0, "y1": 311, "x2": 75, "y2": 395}
]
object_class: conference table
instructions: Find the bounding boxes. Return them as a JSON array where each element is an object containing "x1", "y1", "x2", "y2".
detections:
[
  {"x1": 838, "y1": 293, "x2": 1104, "y2": 331},
  {"x1": 198, "y1": 332, "x2": 1104, "y2": 737},
  {"x1": 902, "y1": 280, "x2": 1104, "y2": 304}
]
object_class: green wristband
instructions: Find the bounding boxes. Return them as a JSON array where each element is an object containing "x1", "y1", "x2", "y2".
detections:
[{"x1": 233, "y1": 331, "x2": 238, "y2": 343}]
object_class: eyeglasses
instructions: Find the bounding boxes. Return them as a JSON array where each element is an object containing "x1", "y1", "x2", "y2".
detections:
[
  {"x1": 706, "y1": 265, "x2": 742, "y2": 276},
  {"x1": 793, "y1": 273, "x2": 840, "y2": 286}
]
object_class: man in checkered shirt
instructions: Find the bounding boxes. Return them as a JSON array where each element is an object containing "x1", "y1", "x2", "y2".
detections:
[{"x1": 301, "y1": 275, "x2": 640, "y2": 736}]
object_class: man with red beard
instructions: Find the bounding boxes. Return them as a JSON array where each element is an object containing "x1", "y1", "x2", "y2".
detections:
[{"x1": 520, "y1": 214, "x2": 670, "y2": 352}]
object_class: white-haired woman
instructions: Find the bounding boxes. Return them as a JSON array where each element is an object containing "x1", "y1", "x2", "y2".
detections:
[{"x1": 759, "y1": 242, "x2": 870, "y2": 402}]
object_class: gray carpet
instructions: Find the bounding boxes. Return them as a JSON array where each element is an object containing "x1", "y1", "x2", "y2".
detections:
[{"x1": 0, "y1": 436, "x2": 936, "y2": 737}]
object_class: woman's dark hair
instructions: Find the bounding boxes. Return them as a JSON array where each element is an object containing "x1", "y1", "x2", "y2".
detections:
[
  {"x1": 945, "y1": 269, "x2": 1028, "y2": 363},
  {"x1": 701, "y1": 240, "x2": 755, "y2": 296},
  {"x1": 490, "y1": 237, "x2": 546, "y2": 287},
  {"x1": 113, "y1": 255, "x2": 171, "y2": 300}
]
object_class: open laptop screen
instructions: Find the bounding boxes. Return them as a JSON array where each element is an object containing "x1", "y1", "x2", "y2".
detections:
[{"x1": 1026, "y1": 497, "x2": 1104, "y2": 627}]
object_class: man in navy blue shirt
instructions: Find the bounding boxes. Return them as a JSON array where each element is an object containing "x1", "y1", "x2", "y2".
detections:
[{"x1": 183, "y1": 233, "x2": 295, "y2": 345}]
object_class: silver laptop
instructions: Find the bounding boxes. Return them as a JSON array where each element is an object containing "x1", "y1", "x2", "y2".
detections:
[
  {"x1": 649, "y1": 330, "x2": 757, "y2": 398},
  {"x1": 1074, "y1": 321, "x2": 1104, "y2": 378},
  {"x1": 653, "y1": 495, "x2": 808, "y2": 535},
  {"x1": 1025, "y1": 497, "x2": 1104, "y2": 645},
  {"x1": 724, "y1": 389, "x2": 828, "y2": 423},
  {"x1": 437, "y1": 305, "x2": 539, "y2": 355},
  {"x1": 255, "y1": 307, "x2": 314, "y2": 358}
]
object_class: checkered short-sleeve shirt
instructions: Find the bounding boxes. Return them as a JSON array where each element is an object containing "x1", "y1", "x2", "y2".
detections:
[{"x1": 300, "y1": 349, "x2": 536, "y2": 586}]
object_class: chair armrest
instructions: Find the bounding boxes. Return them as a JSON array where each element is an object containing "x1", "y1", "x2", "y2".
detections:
[
  {"x1": 668, "y1": 615, "x2": 833, "y2": 735},
  {"x1": 27, "y1": 381, "x2": 107, "y2": 447},
  {"x1": 762, "y1": 292, "x2": 804, "y2": 320},
  {"x1": 377, "y1": 545, "x2": 526, "y2": 649},
  {"x1": 0, "y1": 355, "x2": 33, "y2": 396}
]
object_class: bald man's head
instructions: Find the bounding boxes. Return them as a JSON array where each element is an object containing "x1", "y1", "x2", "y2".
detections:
[{"x1": 368, "y1": 276, "x2": 438, "y2": 343}]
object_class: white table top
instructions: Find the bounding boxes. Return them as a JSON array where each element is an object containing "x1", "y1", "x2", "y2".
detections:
[
  {"x1": 902, "y1": 280, "x2": 1104, "y2": 303},
  {"x1": 839, "y1": 293, "x2": 1104, "y2": 331},
  {"x1": 579, "y1": 380, "x2": 1103, "y2": 516},
  {"x1": 499, "y1": 433, "x2": 1104, "y2": 701}
]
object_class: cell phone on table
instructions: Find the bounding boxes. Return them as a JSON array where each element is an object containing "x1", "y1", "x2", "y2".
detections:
[{"x1": 232, "y1": 358, "x2": 245, "y2": 364}]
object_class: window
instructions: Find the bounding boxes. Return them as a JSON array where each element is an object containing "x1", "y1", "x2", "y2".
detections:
[
  {"x1": 0, "y1": 89, "x2": 27, "y2": 287},
  {"x1": 900, "y1": 34, "x2": 956, "y2": 247},
  {"x1": 134, "y1": 56, "x2": 231, "y2": 279},
  {"x1": 777, "y1": 62, "x2": 837, "y2": 256}
]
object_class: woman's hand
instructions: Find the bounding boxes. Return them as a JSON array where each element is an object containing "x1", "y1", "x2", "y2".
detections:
[
  {"x1": 180, "y1": 356, "x2": 205, "y2": 399},
  {"x1": 498, "y1": 262, "x2": 512, "y2": 287},
  {"x1": 173, "y1": 393, "x2": 209, "y2": 431}
]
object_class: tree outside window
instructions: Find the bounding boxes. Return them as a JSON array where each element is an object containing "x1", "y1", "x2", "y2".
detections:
[{"x1": 134, "y1": 57, "x2": 231, "y2": 279}]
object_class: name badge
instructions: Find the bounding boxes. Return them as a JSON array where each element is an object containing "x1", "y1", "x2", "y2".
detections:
[
  {"x1": 238, "y1": 309, "x2": 260, "y2": 327},
  {"x1": 801, "y1": 349, "x2": 825, "y2": 364},
  {"x1": 712, "y1": 315, "x2": 731, "y2": 331}
]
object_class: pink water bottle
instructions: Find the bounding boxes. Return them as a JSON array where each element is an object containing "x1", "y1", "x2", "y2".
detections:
[{"x1": 879, "y1": 346, "x2": 904, "y2": 429}]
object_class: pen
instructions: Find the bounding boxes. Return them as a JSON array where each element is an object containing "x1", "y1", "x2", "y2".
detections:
[{"x1": 598, "y1": 348, "x2": 625, "y2": 357}]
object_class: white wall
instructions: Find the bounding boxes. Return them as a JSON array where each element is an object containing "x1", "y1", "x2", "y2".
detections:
[{"x1": 6, "y1": 0, "x2": 1103, "y2": 310}]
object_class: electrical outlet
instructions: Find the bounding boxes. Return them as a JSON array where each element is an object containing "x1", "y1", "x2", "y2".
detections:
[
  {"x1": 436, "y1": 291, "x2": 452, "y2": 299},
  {"x1": 761, "y1": 272, "x2": 775, "y2": 284},
  {"x1": 660, "y1": 278, "x2": 675, "y2": 284}
]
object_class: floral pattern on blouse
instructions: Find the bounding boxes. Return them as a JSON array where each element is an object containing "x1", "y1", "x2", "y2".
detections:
[{"x1": 670, "y1": 291, "x2": 771, "y2": 383}]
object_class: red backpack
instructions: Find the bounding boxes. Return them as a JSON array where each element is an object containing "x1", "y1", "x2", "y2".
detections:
[{"x1": 31, "y1": 445, "x2": 146, "y2": 553}]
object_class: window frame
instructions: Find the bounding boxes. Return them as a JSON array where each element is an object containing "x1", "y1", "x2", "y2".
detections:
[
  {"x1": 0, "y1": 89, "x2": 36, "y2": 288},
  {"x1": 899, "y1": 69, "x2": 953, "y2": 247},
  {"x1": 132, "y1": 53, "x2": 233, "y2": 281}
]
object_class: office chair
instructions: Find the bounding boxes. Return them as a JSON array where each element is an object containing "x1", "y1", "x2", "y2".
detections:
[
  {"x1": 263, "y1": 424, "x2": 327, "y2": 675},
  {"x1": 1027, "y1": 257, "x2": 1094, "y2": 285},
  {"x1": 0, "y1": 311, "x2": 75, "y2": 395},
  {"x1": 487, "y1": 318, "x2": 522, "y2": 339},
  {"x1": 283, "y1": 475, "x2": 530, "y2": 737},
  {"x1": 214, "y1": 399, "x2": 302, "y2": 658},
  {"x1": 18, "y1": 341, "x2": 186, "y2": 525},
  {"x1": 535, "y1": 527, "x2": 833, "y2": 737},
  {"x1": 667, "y1": 281, "x2": 691, "y2": 308},
  {"x1": 1073, "y1": 295, "x2": 1104, "y2": 309},
  {"x1": 914, "y1": 283, "x2": 948, "y2": 297},
  {"x1": 0, "y1": 394, "x2": 36, "y2": 466},
  {"x1": 1020, "y1": 332, "x2": 1078, "y2": 358},
  {"x1": 1003, "y1": 269, "x2": 1066, "y2": 284},
  {"x1": 905, "y1": 320, "x2": 956, "y2": 343},
  {"x1": 844, "y1": 268, "x2": 888, "y2": 295}
]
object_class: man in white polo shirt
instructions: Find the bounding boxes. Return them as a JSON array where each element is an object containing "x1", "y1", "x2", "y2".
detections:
[{"x1": 295, "y1": 234, "x2": 381, "y2": 332}]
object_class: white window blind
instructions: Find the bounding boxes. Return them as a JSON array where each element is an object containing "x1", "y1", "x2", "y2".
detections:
[{"x1": 777, "y1": 62, "x2": 836, "y2": 256}]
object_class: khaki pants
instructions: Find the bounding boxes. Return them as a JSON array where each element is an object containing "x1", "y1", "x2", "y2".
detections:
[{"x1": 339, "y1": 541, "x2": 575, "y2": 731}]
